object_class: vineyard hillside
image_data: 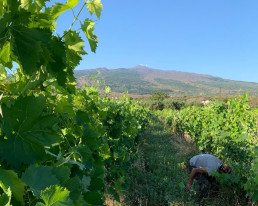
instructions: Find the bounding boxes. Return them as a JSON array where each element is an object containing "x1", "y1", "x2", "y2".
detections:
[{"x1": 75, "y1": 65, "x2": 258, "y2": 96}]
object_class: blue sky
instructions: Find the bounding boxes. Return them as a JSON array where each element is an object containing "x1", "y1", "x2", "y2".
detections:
[{"x1": 55, "y1": 0, "x2": 258, "y2": 83}]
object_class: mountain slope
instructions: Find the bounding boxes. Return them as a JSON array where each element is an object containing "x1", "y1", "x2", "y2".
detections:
[{"x1": 74, "y1": 66, "x2": 258, "y2": 96}]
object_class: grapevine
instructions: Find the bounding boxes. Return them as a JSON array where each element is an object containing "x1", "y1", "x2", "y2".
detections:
[
  {"x1": 157, "y1": 93, "x2": 258, "y2": 202},
  {"x1": 0, "y1": 1, "x2": 150, "y2": 205}
]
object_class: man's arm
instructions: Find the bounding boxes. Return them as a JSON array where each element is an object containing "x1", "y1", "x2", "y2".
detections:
[{"x1": 185, "y1": 168, "x2": 207, "y2": 193}]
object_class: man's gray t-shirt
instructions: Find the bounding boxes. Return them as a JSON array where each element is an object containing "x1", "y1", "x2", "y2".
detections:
[{"x1": 190, "y1": 154, "x2": 223, "y2": 176}]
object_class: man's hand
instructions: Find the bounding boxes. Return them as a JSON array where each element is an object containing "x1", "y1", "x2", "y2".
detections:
[
  {"x1": 185, "y1": 167, "x2": 207, "y2": 194},
  {"x1": 185, "y1": 183, "x2": 192, "y2": 193}
]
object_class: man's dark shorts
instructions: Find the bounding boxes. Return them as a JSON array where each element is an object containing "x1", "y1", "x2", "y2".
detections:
[{"x1": 187, "y1": 162, "x2": 218, "y2": 198}]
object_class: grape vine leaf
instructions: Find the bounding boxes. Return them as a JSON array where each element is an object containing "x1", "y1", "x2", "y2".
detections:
[
  {"x1": 21, "y1": 0, "x2": 49, "y2": 12},
  {"x1": 89, "y1": 176, "x2": 104, "y2": 191},
  {"x1": 6, "y1": 0, "x2": 20, "y2": 12},
  {"x1": 81, "y1": 19, "x2": 99, "y2": 53},
  {"x1": 11, "y1": 26, "x2": 51, "y2": 75},
  {"x1": 45, "y1": 36, "x2": 67, "y2": 86},
  {"x1": 81, "y1": 175, "x2": 91, "y2": 192},
  {"x1": 64, "y1": 31, "x2": 87, "y2": 70},
  {"x1": 55, "y1": 95, "x2": 75, "y2": 117},
  {"x1": 64, "y1": 31, "x2": 86, "y2": 55},
  {"x1": 35, "y1": 203, "x2": 45, "y2": 206},
  {"x1": 0, "y1": 168, "x2": 26, "y2": 205},
  {"x1": 86, "y1": 0, "x2": 103, "y2": 19},
  {"x1": 107, "y1": 186, "x2": 120, "y2": 202},
  {"x1": 0, "y1": 65, "x2": 7, "y2": 80},
  {"x1": 45, "y1": 0, "x2": 79, "y2": 20},
  {"x1": 22, "y1": 70, "x2": 47, "y2": 92},
  {"x1": 0, "y1": 187, "x2": 11, "y2": 206},
  {"x1": 52, "y1": 166, "x2": 71, "y2": 184},
  {"x1": 84, "y1": 191, "x2": 103, "y2": 205},
  {"x1": 0, "y1": 95, "x2": 62, "y2": 166},
  {"x1": 0, "y1": 12, "x2": 12, "y2": 48},
  {"x1": 36, "y1": 186, "x2": 73, "y2": 206},
  {"x1": 22, "y1": 165, "x2": 60, "y2": 197},
  {"x1": 64, "y1": 176, "x2": 83, "y2": 203},
  {"x1": 0, "y1": 42, "x2": 12, "y2": 69},
  {"x1": 0, "y1": 1, "x2": 6, "y2": 16},
  {"x1": 99, "y1": 143, "x2": 111, "y2": 160},
  {"x1": 29, "y1": 13, "x2": 53, "y2": 29},
  {"x1": 11, "y1": 8, "x2": 31, "y2": 26},
  {"x1": 82, "y1": 124, "x2": 100, "y2": 151}
]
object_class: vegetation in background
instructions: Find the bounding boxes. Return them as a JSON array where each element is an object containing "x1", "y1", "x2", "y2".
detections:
[
  {"x1": 0, "y1": 1, "x2": 257, "y2": 205},
  {"x1": 74, "y1": 67, "x2": 258, "y2": 96},
  {"x1": 123, "y1": 116, "x2": 197, "y2": 205},
  {"x1": 123, "y1": 116, "x2": 254, "y2": 206},
  {"x1": 157, "y1": 93, "x2": 258, "y2": 203},
  {"x1": 0, "y1": 1, "x2": 150, "y2": 205},
  {"x1": 137, "y1": 91, "x2": 203, "y2": 111},
  {"x1": 76, "y1": 69, "x2": 168, "y2": 95}
]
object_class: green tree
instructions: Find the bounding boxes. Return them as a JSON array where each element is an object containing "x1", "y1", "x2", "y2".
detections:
[{"x1": 151, "y1": 91, "x2": 169, "y2": 101}]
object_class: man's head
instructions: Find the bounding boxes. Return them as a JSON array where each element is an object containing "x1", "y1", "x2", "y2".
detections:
[{"x1": 219, "y1": 163, "x2": 232, "y2": 174}]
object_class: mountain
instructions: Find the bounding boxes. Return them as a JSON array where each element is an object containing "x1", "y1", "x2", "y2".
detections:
[{"x1": 74, "y1": 65, "x2": 258, "y2": 96}]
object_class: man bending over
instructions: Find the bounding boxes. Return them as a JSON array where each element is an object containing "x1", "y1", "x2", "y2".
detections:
[{"x1": 185, "y1": 154, "x2": 232, "y2": 198}]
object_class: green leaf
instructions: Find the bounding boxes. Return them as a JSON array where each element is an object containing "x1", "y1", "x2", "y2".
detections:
[
  {"x1": 45, "y1": 0, "x2": 79, "y2": 20},
  {"x1": 28, "y1": 115, "x2": 61, "y2": 146},
  {"x1": 65, "y1": 176, "x2": 82, "y2": 192},
  {"x1": 0, "y1": 187, "x2": 12, "y2": 206},
  {"x1": 86, "y1": 0, "x2": 103, "y2": 18},
  {"x1": 46, "y1": 36, "x2": 67, "y2": 86},
  {"x1": 0, "y1": 65, "x2": 7, "y2": 80},
  {"x1": 55, "y1": 95, "x2": 75, "y2": 116},
  {"x1": 33, "y1": 0, "x2": 49, "y2": 11},
  {"x1": 6, "y1": 0, "x2": 20, "y2": 12},
  {"x1": 99, "y1": 143, "x2": 110, "y2": 160},
  {"x1": 10, "y1": 26, "x2": 51, "y2": 75},
  {"x1": 52, "y1": 166, "x2": 71, "y2": 184},
  {"x1": 93, "y1": 158, "x2": 105, "y2": 179},
  {"x1": 81, "y1": 19, "x2": 99, "y2": 53},
  {"x1": 64, "y1": 31, "x2": 86, "y2": 55},
  {"x1": 22, "y1": 70, "x2": 47, "y2": 92},
  {"x1": 0, "y1": 168, "x2": 26, "y2": 204},
  {"x1": 0, "y1": 12, "x2": 12, "y2": 48},
  {"x1": 64, "y1": 31, "x2": 87, "y2": 70},
  {"x1": 0, "y1": 1, "x2": 6, "y2": 16},
  {"x1": 107, "y1": 186, "x2": 120, "y2": 202},
  {"x1": 22, "y1": 165, "x2": 60, "y2": 197},
  {"x1": 2, "y1": 94, "x2": 46, "y2": 133},
  {"x1": 29, "y1": 13, "x2": 53, "y2": 29},
  {"x1": 35, "y1": 203, "x2": 45, "y2": 206},
  {"x1": 0, "y1": 42, "x2": 12, "y2": 69},
  {"x1": 82, "y1": 124, "x2": 100, "y2": 151},
  {"x1": 0, "y1": 135, "x2": 46, "y2": 167},
  {"x1": 81, "y1": 176, "x2": 90, "y2": 192},
  {"x1": 0, "y1": 95, "x2": 62, "y2": 166},
  {"x1": 105, "y1": 86, "x2": 111, "y2": 94},
  {"x1": 178, "y1": 182, "x2": 185, "y2": 189},
  {"x1": 64, "y1": 176, "x2": 83, "y2": 203},
  {"x1": 21, "y1": 0, "x2": 49, "y2": 12},
  {"x1": 39, "y1": 185, "x2": 73, "y2": 206},
  {"x1": 84, "y1": 191, "x2": 103, "y2": 205},
  {"x1": 89, "y1": 177, "x2": 104, "y2": 191}
]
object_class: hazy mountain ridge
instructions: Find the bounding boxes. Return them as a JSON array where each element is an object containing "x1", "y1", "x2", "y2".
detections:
[{"x1": 74, "y1": 66, "x2": 258, "y2": 96}]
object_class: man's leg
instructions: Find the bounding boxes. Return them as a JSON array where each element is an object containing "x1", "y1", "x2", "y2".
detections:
[
  {"x1": 195, "y1": 174, "x2": 210, "y2": 198},
  {"x1": 207, "y1": 176, "x2": 220, "y2": 195},
  {"x1": 187, "y1": 163, "x2": 209, "y2": 198}
]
